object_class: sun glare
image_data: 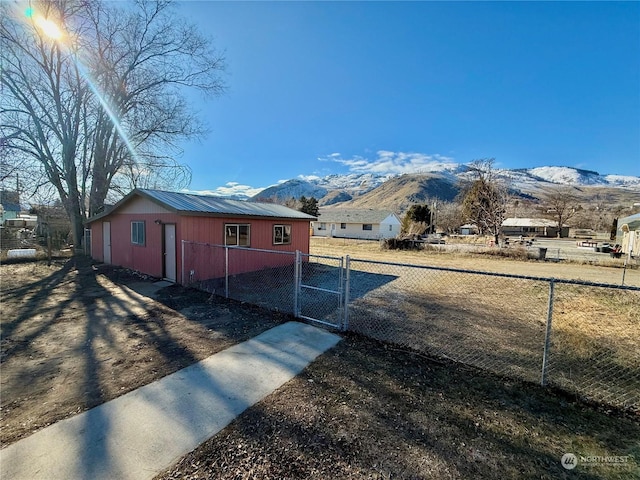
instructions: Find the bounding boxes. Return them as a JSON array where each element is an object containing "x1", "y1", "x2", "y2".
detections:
[{"x1": 35, "y1": 17, "x2": 63, "y2": 40}]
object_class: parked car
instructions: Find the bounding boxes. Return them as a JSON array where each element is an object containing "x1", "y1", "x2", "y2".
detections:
[
  {"x1": 600, "y1": 243, "x2": 614, "y2": 253},
  {"x1": 609, "y1": 244, "x2": 623, "y2": 258}
]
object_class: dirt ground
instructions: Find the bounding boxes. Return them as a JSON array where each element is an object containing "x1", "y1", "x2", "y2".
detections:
[
  {"x1": 0, "y1": 256, "x2": 286, "y2": 446},
  {"x1": 1, "y1": 255, "x2": 639, "y2": 479},
  {"x1": 156, "y1": 336, "x2": 640, "y2": 480}
]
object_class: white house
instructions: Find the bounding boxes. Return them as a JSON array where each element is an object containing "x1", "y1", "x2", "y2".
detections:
[{"x1": 313, "y1": 209, "x2": 401, "y2": 240}]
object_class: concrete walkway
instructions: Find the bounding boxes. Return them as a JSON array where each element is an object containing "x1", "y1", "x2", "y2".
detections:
[{"x1": 1, "y1": 321, "x2": 341, "y2": 480}]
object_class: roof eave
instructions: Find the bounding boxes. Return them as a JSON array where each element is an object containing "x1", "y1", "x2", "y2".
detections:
[{"x1": 85, "y1": 188, "x2": 179, "y2": 225}]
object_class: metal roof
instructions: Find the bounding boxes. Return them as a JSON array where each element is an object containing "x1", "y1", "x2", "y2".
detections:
[
  {"x1": 316, "y1": 208, "x2": 398, "y2": 224},
  {"x1": 87, "y1": 189, "x2": 316, "y2": 222}
]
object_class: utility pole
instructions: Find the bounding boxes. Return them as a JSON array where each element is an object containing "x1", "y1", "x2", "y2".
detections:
[{"x1": 433, "y1": 200, "x2": 438, "y2": 234}]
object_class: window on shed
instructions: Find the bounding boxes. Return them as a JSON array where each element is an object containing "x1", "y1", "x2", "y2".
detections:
[
  {"x1": 273, "y1": 224, "x2": 292, "y2": 245},
  {"x1": 131, "y1": 221, "x2": 145, "y2": 245},
  {"x1": 225, "y1": 224, "x2": 250, "y2": 246},
  {"x1": 362, "y1": 224, "x2": 373, "y2": 231}
]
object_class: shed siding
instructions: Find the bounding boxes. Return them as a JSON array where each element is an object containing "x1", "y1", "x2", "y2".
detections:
[
  {"x1": 179, "y1": 216, "x2": 309, "y2": 252},
  {"x1": 90, "y1": 193, "x2": 311, "y2": 285},
  {"x1": 101, "y1": 212, "x2": 180, "y2": 278},
  {"x1": 118, "y1": 196, "x2": 173, "y2": 215},
  {"x1": 179, "y1": 216, "x2": 309, "y2": 281},
  {"x1": 91, "y1": 221, "x2": 104, "y2": 262}
]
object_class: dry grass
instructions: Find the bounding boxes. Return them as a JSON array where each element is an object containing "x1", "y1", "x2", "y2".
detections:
[
  {"x1": 310, "y1": 237, "x2": 640, "y2": 285},
  {"x1": 549, "y1": 286, "x2": 640, "y2": 407},
  {"x1": 309, "y1": 237, "x2": 640, "y2": 411}
]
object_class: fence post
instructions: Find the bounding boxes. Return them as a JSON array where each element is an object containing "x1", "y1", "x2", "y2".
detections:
[
  {"x1": 181, "y1": 240, "x2": 185, "y2": 285},
  {"x1": 293, "y1": 250, "x2": 301, "y2": 317},
  {"x1": 224, "y1": 246, "x2": 229, "y2": 298},
  {"x1": 343, "y1": 255, "x2": 350, "y2": 331},
  {"x1": 541, "y1": 278, "x2": 555, "y2": 386}
]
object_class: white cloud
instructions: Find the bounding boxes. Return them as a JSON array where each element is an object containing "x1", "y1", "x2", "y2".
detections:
[
  {"x1": 319, "y1": 151, "x2": 459, "y2": 175},
  {"x1": 182, "y1": 181, "x2": 265, "y2": 198},
  {"x1": 299, "y1": 174, "x2": 321, "y2": 182}
]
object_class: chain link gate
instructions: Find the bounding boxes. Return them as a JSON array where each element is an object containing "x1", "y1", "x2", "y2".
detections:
[{"x1": 295, "y1": 251, "x2": 345, "y2": 329}]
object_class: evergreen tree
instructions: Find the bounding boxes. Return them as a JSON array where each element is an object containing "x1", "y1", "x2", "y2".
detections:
[
  {"x1": 401, "y1": 204, "x2": 431, "y2": 235},
  {"x1": 299, "y1": 196, "x2": 319, "y2": 216}
]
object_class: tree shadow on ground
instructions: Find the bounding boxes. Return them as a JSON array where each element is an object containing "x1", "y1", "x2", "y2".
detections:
[{"x1": 0, "y1": 256, "x2": 285, "y2": 450}]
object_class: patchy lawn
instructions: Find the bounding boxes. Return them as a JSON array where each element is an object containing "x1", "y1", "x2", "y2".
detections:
[{"x1": 1, "y1": 257, "x2": 638, "y2": 479}]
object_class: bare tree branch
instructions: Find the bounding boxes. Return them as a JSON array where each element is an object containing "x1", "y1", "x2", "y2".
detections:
[{"x1": 1, "y1": 0, "x2": 226, "y2": 246}]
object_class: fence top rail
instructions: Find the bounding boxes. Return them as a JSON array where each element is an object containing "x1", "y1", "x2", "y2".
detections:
[
  {"x1": 181, "y1": 241, "x2": 296, "y2": 256},
  {"x1": 301, "y1": 252, "x2": 345, "y2": 262},
  {"x1": 348, "y1": 256, "x2": 640, "y2": 291}
]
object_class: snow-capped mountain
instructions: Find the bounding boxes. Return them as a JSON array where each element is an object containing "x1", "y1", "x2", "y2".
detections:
[
  {"x1": 494, "y1": 167, "x2": 640, "y2": 192},
  {"x1": 248, "y1": 165, "x2": 639, "y2": 205},
  {"x1": 251, "y1": 172, "x2": 396, "y2": 203},
  {"x1": 301, "y1": 172, "x2": 396, "y2": 192},
  {"x1": 250, "y1": 178, "x2": 329, "y2": 202}
]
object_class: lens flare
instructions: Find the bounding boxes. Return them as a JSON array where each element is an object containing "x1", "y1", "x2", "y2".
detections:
[
  {"x1": 72, "y1": 56, "x2": 141, "y2": 165},
  {"x1": 17, "y1": 2, "x2": 141, "y2": 165},
  {"x1": 35, "y1": 17, "x2": 62, "y2": 39}
]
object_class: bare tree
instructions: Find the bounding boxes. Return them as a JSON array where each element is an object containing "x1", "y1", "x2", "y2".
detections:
[
  {"x1": 436, "y1": 200, "x2": 464, "y2": 234},
  {"x1": 1, "y1": 0, "x2": 226, "y2": 248},
  {"x1": 459, "y1": 158, "x2": 508, "y2": 244},
  {"x1": 540, "y1": 186, "x2": 581, "y2": 237}
]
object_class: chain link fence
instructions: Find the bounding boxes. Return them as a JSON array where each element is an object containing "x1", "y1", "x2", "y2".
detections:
[
  {"x1": 345, "y1": 259, "x2": 551, "y2": 384},
  {"x1": 181, "y1": 241, "x2": 298, "y2": 315},
  {"x1": 345, "y1": 258, "x2": 640, "y2": 412},
  {"x1": 181, "y1": 242, "x2": 639, "y2": 411},
  {"x1": 547, "y1": 281, "x2": 640, "y2": 408},
  {"x1": 297, "y1": 253, "x2": 345, "y2": 328}
]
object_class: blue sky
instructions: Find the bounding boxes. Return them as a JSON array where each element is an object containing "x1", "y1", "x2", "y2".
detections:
[{"x1": 173, "y1": 1, "x2": 640, "y2": 197}]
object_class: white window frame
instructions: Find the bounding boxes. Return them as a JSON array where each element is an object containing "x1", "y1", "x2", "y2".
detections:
[
  {"x1": 131, "y1": 221, "x2": 145, "y2": 246},
  {"x1": 362, "y1": 223, "x2": 373, "y2": 231},
  {"x1": 225, "y1": 223, "x2": 250, "y2": 246},
  {"x1": 273, "y1": 224, "x2": 292, "y2": 245}
]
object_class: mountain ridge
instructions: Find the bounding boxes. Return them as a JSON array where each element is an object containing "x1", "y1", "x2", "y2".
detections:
[{"x1": 245, "y1": 166, "x2": 639, "y2": 211}]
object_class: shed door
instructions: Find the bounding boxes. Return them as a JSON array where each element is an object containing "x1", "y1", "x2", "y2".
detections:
[
  {"x1": 163, "y1": 224, "x2": 176, "y2": 282},
  {"x1": 102, "y1": 221, "x2": 111, "y2": 264}
]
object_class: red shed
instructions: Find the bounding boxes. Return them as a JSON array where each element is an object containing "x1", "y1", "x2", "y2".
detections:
[{"x1": 85, "y1": 188, "x2": 316, "y2": 284}]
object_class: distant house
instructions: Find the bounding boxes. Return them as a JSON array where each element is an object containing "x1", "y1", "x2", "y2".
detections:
[
  {"x1": 5, "y1": 213, "x2": 37, "y2": 228},
  {"x1": 85, "y1": 189, "x2": 316, "y2": 283},
  {"x1": 0, "y1": 190, "x2": 21, "y2": 225},
  {"x1": 501, "y1": 218, "x2": 569, "y2": 238},
  {"x1": 459, "y1": 224, "x2": 479, "y2": 235},
  {"x1": 312, "y1": 209, "x2": 401, "y2": 240}
]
